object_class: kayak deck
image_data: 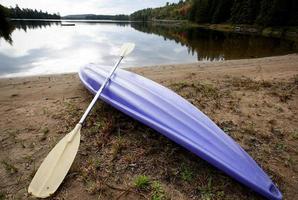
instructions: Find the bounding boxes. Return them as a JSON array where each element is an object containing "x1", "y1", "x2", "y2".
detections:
[{"x1": 79, "y1": 64, "x2": 282, "y2": 200}]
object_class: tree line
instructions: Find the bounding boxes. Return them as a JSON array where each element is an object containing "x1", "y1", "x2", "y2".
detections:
[
  {"x1": 130, "y1": 0, "x2": 298, "y2": 26},
  {"x1": 63, "y1": 14, "x2": 129, "y2": 20},
  {"x1": 0, "y1": 4, "x2": 60, "y2": 19},
  {"x1": 130, "y1": 0, "x2": 190, "y2": 21}
]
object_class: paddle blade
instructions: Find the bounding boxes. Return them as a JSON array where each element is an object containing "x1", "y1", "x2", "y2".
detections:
[
  {"x1": 120, "y1": 43, "x2": 135, "y2": 57},
  {"x1": 28, "y1": 124, "x2": 81, "y2": 198}
]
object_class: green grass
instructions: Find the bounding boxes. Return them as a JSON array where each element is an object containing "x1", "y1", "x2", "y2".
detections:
[
  {"x1": 151, "y1": 181, "x2": 165, "y2": 200},
  {"x1": 275, "y1": 143, "x2": 285, "y2": 152},
  {"x1": 198, "y1": 177, "x2": 214, "y2": 200},
  {"x1": 134, "y1": 175, "x2": 150, "y2": 190},
  {"x1": 181, "y1": 164, "x2": 193, "y2": 182}
]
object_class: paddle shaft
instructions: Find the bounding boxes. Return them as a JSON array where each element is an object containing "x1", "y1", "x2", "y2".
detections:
[{"x1": 79, "y1": 56, "x2": 124, "y2": 124}]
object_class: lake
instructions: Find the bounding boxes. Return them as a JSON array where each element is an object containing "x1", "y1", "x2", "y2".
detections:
[{"x1": 0, "y1": 20, "x2": 296, "y2": 77}]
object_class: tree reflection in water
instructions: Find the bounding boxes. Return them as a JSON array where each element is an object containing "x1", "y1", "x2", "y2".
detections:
[
  {"x1": 131, "y1": 22, "x2": 297, "y2": 61},
  {"x1": 0, "y1": 20, "x2": 61, "y2": 45}
]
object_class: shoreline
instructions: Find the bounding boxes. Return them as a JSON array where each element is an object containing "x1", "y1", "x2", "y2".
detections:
[
  {"x1": 1, "y1": 53, "x2": 297, "y2": 80},
  {"x1": 0, "y1": 54, "x2": 297, "y2": 199},
  {"x1": 142, "y1": 20, "x2": 298, "y2": 42}
]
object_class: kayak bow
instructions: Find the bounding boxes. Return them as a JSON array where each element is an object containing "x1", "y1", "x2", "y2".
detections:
[{"x1": 79, "y1": 64, "x2": 282, "y2": 200}]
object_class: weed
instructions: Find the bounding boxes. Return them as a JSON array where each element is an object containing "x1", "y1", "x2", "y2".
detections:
[
  {"x1": 291, "y1": 130, "x2": 298, "y2": 140},
  {"x1": 198, "y1": 177, "x2": 214, "y2": 200},
  {"x1": 243, "y1": 122, "x2": 256, "y2": 135},
  {"x1": 111, "y1": 137, "x2": 124, "y2": 160},
  {"x1": 42, "y1": 107, "x2": 48, "y2": 115},
  {"x1": 86, "y1": 180, "x2": 103, "y2": 194},
  {"x1": 181, "y1": 164, "x2": 193, "y2": 182},
  {"x1": 279, "y1": 92, "x2": 292, "y2": 102},
  {"x1": 94, "y1": 159, "x2": 101, "y2": 170},
  {"x1": 64, "y1": 101, "x2": 81, "y2": 117},
  {"x1": 229, "y1": 77, "x2": 274, "y2": 91},
  {"x1": 43, "y1": 127, "x2": 49, "y2": 134},
  {"x1": 89, "y1": 122, "x2": 101, "y2": 135},
  {"x1": 40, "y1": 127, "x2": 49, "y2": 141},
  {"x1": 134, "y1": 175, "x2": 150, "y2": 190},
  {"x1": 293, "y1": 74, "x2": 298, "y2": 85},
  {"x1": 284, "y1": 155, "x2": 294, "y2": 168},
  {"x1": 275, "y1": 143, "x2": 285, "y2": 152},
  {"x1": 1, "y1": 160, "x2": 18, "y2": 174},
  {"x1": 81, "y1": 158, "x2": 100, "y2": 181},
  {"x1": 216, "y1": 190, "x2": 225, "y2": 198},
  {"x1": 170, "y1": 81, "x2": 221, "y2": 102},
  {"x1": 170, "y1": 82, "x2": 188, "y2": 91},
  {"x1": 199, "y1": 83, "x2": 220, "y2": 99},
  {"x1": 151, "y1": 181, "x2": 165, "y2": 200}
]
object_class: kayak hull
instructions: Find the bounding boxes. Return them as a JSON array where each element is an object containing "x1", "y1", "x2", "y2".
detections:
[{"x1": 79, "y1": 64, "x2": 282, "y2": 200}]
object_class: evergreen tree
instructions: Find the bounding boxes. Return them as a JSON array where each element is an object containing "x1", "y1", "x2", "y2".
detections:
[
  {"x1": 288, "y1": 0, "x2": 298, "y2": 25},
  {"x1": 212, "y1": 0, "x2": 233, "y2": 23},
  {"x1": 6, "y1": 4, "x2": 60, "y2": 19},
  {"x1": 231, "y1": 0, "x2": 259, "y2": 24},
  {"x1": 256, "y1": 0, "x2": 290, "y2": 26}
]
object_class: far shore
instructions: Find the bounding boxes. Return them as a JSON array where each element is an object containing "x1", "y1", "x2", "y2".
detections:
[{"x1": 0, "y1": 54, "x2": 297, "y2": 199}]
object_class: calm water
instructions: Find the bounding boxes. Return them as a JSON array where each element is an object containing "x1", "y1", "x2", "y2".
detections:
[{"x1": 0, "y1": 20, "x2": 296, "y2": 77}]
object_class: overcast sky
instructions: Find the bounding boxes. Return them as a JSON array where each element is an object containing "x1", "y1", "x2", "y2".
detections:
[{"x1": 0, "y1": 0, "x2": 180, "y2": 16}]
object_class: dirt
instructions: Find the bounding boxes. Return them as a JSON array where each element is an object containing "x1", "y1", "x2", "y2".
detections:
[{"x1": 0, "y1": 54, "x2": 297, "y2": 200}]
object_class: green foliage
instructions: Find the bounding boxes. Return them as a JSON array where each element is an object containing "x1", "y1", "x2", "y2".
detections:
[
  {"x1": 0, "y1": 4, "x2": 9, "y2": 18},
  {"x1": 134, "y1": 175, "x2": 150, "y2": 189},
  {"x1": 198, "y1": 177, "x2": 214, "y2": 200},
  {"x1": 256, "y1": 0, "x2": 291, "y2": 26},
  {"x1": 130, "y1": 0, "x2": 296, "y2": 26},
  {"x1": 2, "y1": 4, "x2": 60, "y2": 19},
  {"x1": 130, "y1": 0, "x2": 191, "y2": 21},
  {"x1": 181, "y1": 164, "x2": 194, "y2": 182},
  {"x1": 212, "y1": 0, "x2": 233, "y2": 23},
  {"x1": 151, "y1": 181, "x2": 166, "y2": 200},
  {"x1": 0, "y1": 4, "x2": 13, "y2": 43},
  {"x1": 288, "y1": 1, "x2": 298, "y2": 25},
  {"x1": 231, "y1": 0, "x2": 260, "y2": 24}
]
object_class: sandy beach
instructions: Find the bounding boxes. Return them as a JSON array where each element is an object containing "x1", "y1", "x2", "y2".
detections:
[{"x1": 0, "y1": 54, "x2": 297, "y2": 199}]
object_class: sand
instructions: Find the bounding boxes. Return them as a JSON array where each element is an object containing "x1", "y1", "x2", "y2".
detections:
[{"x1": 0, "y1": 54, "x2": 297, "y2": 199}]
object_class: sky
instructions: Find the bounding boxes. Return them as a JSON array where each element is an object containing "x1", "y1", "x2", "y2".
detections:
[{"x1": 0, "y1": 0, "x2": 180, "y2": 16}]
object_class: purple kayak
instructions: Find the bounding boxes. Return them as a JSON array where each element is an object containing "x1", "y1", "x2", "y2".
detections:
[{"x1": 79, "y1": 64, "x2": 282, "y2": 200}]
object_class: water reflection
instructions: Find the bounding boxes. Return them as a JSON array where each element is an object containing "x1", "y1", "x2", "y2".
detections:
[
  {"x1": 0, "y1": 19, "x2": 14, "y2": 44},
  {"x1": 0, "y1": 20, "x2": 296, "y2": 77},
  {"x1": 0, "y1": 20, "x2": 61, "y2": 44},
  {"x1": 14, "y1": 20, "x2": 61, "y2": 32},
  {"x1": 131, "y1": 22, "x2": 296, "y2": 61}
]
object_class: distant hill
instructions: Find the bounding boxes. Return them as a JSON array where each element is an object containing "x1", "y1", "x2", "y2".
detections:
[
  {"x1": 62, "y1": 14, "x2": 95, "y2": 19},
  {"x1": 63, "y1": 14, "x2": 129, "y2": 21}
]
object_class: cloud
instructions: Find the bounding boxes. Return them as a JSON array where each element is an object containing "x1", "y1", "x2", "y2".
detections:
[{"x1": 0, "y1": 0, "x2": 180, "y2": 15}]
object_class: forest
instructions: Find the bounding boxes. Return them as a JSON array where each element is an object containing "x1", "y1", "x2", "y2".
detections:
[
  {"x1": 130, "y1": 0, "x2": 298, "y2": 26},
  {"x1": 63, "y1": 14, "x2": 129, "y2": 20},
  {"x1": 0, "y1": 4, "x2": 60, "y2": 19}
]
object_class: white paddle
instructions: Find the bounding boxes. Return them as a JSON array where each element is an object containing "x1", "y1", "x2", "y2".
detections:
[{"x1": 28, "y1": 43, "x2": 135, "y2": 198}]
